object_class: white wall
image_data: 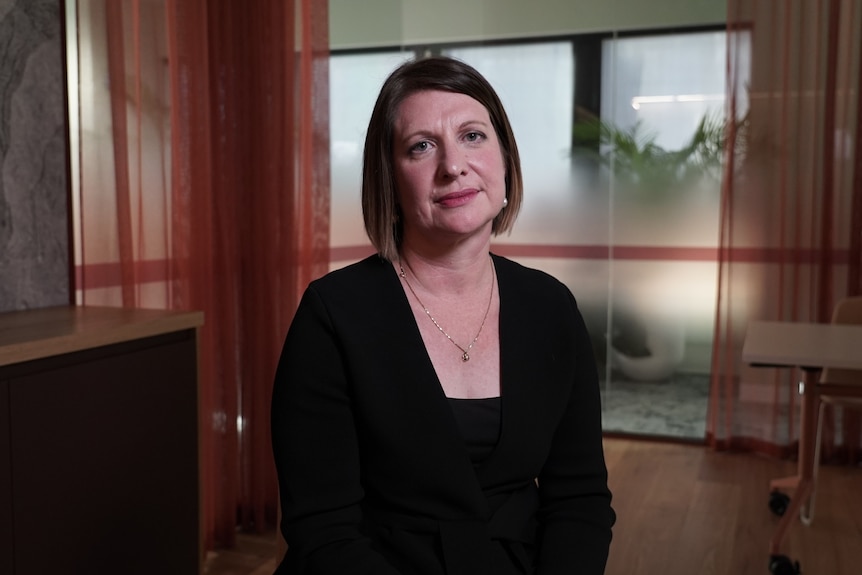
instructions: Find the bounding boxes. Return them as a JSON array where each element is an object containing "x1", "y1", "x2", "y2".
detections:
[{"x1": 329, "y1": 0, "x2": 726, "y2": 50}]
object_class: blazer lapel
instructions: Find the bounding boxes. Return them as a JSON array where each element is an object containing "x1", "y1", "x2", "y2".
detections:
[
  {"x1": 375, "y1": 261, "x2": 489, "y2": 513},
  {"x1": 476, "y1": 255, "x2": 568, "y2": 483}
]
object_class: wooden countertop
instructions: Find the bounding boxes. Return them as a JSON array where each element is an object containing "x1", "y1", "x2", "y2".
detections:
[{"x1": 0, "y1": 306, "x2": 204, "y2": 367}]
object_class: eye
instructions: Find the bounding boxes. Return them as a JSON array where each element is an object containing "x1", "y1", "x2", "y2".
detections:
[
  {"x1": 409, "y1": 140, "x2": 430, "y2": 154},
  {"x1": 464, "y1": 131, "x2": 485, "y2": 143}
]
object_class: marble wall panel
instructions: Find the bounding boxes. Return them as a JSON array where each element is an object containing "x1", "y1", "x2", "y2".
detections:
[{"x1": 0, "y1": 0, "x2": 69, "y2": 312}]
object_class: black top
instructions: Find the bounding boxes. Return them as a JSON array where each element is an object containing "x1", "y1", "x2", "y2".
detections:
[{"x1": 448, "y1": 397, "x2": 502, "y2": 466}]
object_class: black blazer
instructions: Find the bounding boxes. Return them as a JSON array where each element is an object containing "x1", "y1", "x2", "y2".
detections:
[{"x1": 271, "y1": 254, "x2": 614, "y2": 575}]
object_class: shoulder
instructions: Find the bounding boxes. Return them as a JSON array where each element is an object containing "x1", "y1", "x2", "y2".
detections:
[
  {"x1": 493, "y1": 254, "x2": 593, "y2": 369},
  {"x1": 308, "y1": 255, "x2": 393, "y2": 296},
  {"x1": 492, "y1": 253, "x2": 574, "y2": 303},
  {"x1": 287, "y1": 256, "x2": 415, "y2": 359},
  {"x1": 491, "y1": 253, "x2": 585, "y2": 341},
  {"x1": 298, "y1": 255, "x2": 405, "y2": 328}
]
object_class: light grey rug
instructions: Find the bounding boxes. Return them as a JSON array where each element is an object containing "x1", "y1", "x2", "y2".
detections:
[{"x1": 600, "y1": 372, "x2": 710, "y2": 440}]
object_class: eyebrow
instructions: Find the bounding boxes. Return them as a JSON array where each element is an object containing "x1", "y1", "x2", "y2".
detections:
[{"x1": 398, "y1": 119, "x2": 492, "y2": 144}]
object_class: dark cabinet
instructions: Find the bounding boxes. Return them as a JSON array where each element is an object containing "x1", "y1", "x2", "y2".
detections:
[{"x1": 0, "y1": 306, "x2": 204, "y2": 575}]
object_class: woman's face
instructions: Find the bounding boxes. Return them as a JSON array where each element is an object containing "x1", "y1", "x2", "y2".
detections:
[{"x1": 392, "y1": 90, "x2": 506, "y2": 250}]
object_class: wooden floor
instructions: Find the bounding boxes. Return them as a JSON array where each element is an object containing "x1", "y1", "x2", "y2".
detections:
[{"x1": 204, "y1": 437, "x2": 862, "y2": 575}]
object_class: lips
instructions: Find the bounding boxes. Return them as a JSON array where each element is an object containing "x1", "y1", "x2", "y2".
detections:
[{"x1": 435, "y1": 189, "x2": 479, "y2": 208}]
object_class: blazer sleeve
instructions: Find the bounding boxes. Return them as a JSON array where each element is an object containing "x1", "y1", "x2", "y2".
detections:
[
  {"x1": 271, "y1": 285, "x2": 402, "y2": 574},
  {"x1": 535, "y1": 287, "x2": 616, "y2": 575}
]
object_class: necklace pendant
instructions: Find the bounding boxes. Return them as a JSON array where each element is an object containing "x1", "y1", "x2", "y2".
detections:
[{"x1": 400, "y1": 257, "x2": 495, "y2": 367}]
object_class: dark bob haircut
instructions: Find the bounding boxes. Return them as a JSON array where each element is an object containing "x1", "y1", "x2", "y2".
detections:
[{"x1": 361, "y1": 56, "x2": 523, "y2": 261}]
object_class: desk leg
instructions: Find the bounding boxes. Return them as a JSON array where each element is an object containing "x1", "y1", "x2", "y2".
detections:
[{"x1": 767, "y1": 369, "x2": 819, "y2": 555}]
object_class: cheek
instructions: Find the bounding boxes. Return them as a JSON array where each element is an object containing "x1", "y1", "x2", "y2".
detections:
[
  {"x1": 395, "y1": 163, "x2": 429, "y2": 199},
  {"x1": 392, "y1": 160, "x2": 409, "y2": 187},
  {"x1": 480, "y1": 151, "x2": 507, "y2": 185}
]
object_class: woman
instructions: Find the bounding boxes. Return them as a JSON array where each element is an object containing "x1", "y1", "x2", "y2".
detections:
[{"x1": 271, "y1": 56, "x2": 615, "y2": 575}]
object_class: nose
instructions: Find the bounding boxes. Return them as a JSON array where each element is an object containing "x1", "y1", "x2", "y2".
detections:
[{"x1": 438, "y1": 143, "x2": 467, "y2": 179}]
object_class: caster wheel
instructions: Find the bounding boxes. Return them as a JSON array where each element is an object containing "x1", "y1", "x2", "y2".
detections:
[
  {"x1": 769, "y1": 554, "x2": 800, "y2": 575},
  {"x1": 769, "y1": 490, "x2": 790, "y2": 516}
]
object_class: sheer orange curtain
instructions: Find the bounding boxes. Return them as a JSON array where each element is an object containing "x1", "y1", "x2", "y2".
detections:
[
  {"x1": 709, "y1": 0, "x2": 861, "y2": 462},
  {"x1": 74, "y1": 0, "x2": 330, "y2": 551}
]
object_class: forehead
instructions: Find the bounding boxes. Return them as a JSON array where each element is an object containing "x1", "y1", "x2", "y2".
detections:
[{"x1": 394, "y1": 90, "x2": 490, "y2": 130}]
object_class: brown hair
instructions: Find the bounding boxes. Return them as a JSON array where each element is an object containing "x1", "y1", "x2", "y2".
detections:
[{"x1": 361, "y1": 56, "x2": 523, "y2": 261}]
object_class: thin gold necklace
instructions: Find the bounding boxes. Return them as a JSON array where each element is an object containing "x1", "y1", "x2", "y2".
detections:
[{"x1": 399, "y1": 256, "x2": 495, "y2": 362}]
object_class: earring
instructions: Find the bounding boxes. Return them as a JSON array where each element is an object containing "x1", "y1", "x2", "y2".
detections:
[{"x1": 502, "y1": 197, "x2": 508, "y2": 208}]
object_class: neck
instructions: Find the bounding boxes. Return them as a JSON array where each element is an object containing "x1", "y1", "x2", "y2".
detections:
[
  {"x1": 398, "y1": 248, "x2": 493, "y2": 298},
  {"x1": 400, "y1": 223, "x2": 493, "y2": 265}
]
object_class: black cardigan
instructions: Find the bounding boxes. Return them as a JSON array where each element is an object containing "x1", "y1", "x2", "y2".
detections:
[{"x1": 271, "y1": 254, "x2": 615, "y2": 575}]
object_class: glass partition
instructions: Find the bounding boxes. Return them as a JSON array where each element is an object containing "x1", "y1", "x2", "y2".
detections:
[
  {"x1": 597, "y1": 31, "x2": 727, "y2": 438},
  {"x1": 328, "y1": 29, "x2": 745, "y2": 440}
]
